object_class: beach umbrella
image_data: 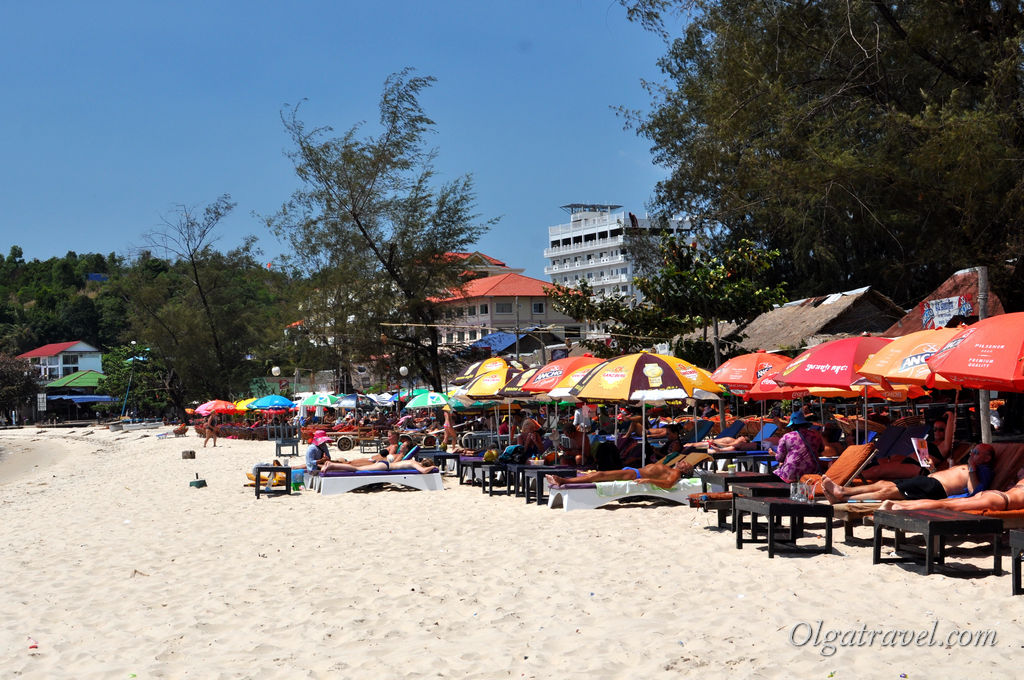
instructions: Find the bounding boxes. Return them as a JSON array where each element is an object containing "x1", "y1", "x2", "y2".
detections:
[
  {"x1": 336, "y1": 393, "x2": 379, "y2": 411},
  {"x1": 569, "y1": 352, "x2": 724, "y2": 403},
  {"x1": 520, "y1": 355, "x2": 604, "y2": 397},
  {"x1": 299, "y1": 393, "x2": 341, "y2": 408},
  {"x1": 496, "y1": 368, "x2": 540, "y2": 400},
  {"x1": 775, "y1": 336, "x2": 893, "y2": 390},
  {"x1": 926, "y1": 312, "x2": 1024, "y2": 392},
  {"x1": 806, "y1": 384, "x2": 929, "y2": 401},
  {"x1": 248, "y1": 394, "x2": 296, "y2": 411},
  {"x1": 744, "y1": 371, "x2": 811, "y2": 401},
  {"x1": 405, "y1": 391, "x2": 451, "y2": 409},
  {"x1": 710, "y1": 350, "x2": 793, "y2": 394},
  {"x1": 858, "y1": 328, "x2": 962, "y2": 390},
  {"x1": 461, "y1": 367, "x2": 522, "y2": 400},
  {"x1": 234, "y1": 397, "x2": 259, "y2": 411},
  {"x1": 195, "y1": 399, "x2": 238, "y2": 416},
  {"x1": 451, "y1": 357, "x2": 525, "y2": 386}
]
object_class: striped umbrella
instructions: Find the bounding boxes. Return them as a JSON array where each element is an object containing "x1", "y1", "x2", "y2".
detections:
[
  {"x1": 569, "y1": 352, "x2": 723, "y2": 402},
  {"x1": 451, "y1": 357, "x2": 525, "y2": 386}
]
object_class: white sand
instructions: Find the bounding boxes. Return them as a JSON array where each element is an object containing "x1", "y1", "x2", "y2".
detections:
[{"x1": 0, "y1": 426, "x2": 1021, "y2": 679}]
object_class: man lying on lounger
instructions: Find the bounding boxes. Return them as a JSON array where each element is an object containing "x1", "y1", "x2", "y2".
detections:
[
  {"x1": 545, "y1": 457, "x2": 696, "y2": 490},
  {"x1": 880, "y1": 465, "x2": 1024, "y2": 512},
  {"x1": 820, "y1": 444, "x2": 995, "y2": 504},
  {"x1": 318, "y1": 457, "x2": 437, "y2": 474}
]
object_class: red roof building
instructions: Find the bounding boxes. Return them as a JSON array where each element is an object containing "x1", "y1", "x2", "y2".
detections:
[
  {"x1": 436, "y1": 273, "x2": 580, "y2": 349},
  {"x1": 17, "y1": 341, "x2": 103, "y2": 381}
]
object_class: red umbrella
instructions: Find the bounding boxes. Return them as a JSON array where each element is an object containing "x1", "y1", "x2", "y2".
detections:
[
  {"x1": 520, "y1": 354, "x2": 604, "y2": 394},
  {"x1": 195, "y1": 399, "x2": 238, "y2": 416},
  {"x1": 744, "y1": 371, "x2": 810, "y2": 401},
  {"x1": 711, "y1": 350, "x2": 793, "y2": 394},
  {"x1": 926, "y1": 312, "x2": 1024, "y2": 392},
  {"x1": 775, "y1": 336, "x2": 892, "y2": 389}
]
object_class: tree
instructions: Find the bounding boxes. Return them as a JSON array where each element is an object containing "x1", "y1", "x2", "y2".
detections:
[
  {"x1": 98, "y1": 343, "x2": 166, "y2": 418},
  {"x1": 268, "y1": 70, "x2": 494, "y2": 390},
  {"x1": 0, "y1": 354, "x2": 38, "y2": 418},
  {"x1": 547, "y1": 238, "x2": 786, "y2": 364},
  {"x1": 620, "y1": 0, "x2": 1024, "y2": 310}
]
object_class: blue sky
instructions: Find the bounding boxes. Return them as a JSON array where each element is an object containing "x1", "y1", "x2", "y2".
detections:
[{"x1": 1, "y1": 1, "x2": 672, "y2": 279}]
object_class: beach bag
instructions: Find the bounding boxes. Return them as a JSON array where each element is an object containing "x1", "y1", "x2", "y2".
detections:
[{"x1": 498, "y1": 445, "x2": 527, "y2": 465}]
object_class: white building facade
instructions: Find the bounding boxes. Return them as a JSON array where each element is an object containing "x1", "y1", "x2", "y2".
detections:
[{"x1": 543, "y1": 204, "x2": 688, "y2": 302}]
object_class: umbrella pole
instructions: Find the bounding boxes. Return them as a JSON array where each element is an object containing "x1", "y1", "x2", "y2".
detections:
[{"x1": 641, "y1": 399, "x2": 647, "y2": 466}]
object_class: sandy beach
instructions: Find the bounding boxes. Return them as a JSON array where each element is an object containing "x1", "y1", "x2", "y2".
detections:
[{"x1": 0, "y1": 426, "x2": 1020, "y2": 679}]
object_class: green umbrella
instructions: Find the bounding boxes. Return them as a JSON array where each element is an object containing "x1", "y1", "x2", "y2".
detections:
[{"x1": 405, "y1": 392, "x2": 450, "y2": 409}]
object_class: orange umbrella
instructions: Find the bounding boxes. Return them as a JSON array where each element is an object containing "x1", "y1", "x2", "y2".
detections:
[
  {"x1": 858, "y1": 328, "x2": 962, "y2": 389},
  {"x1": 807, "y1": 384, "x2": 929, "y2": 402},
  {"x1": 926, "y1": 312, "x2": 1024, "y2": 392},
  {"x1": 744, "y1": 371, "x2": 810, "y2": 401},
  {"x1": 711, "y1": 350, "x2": 792, "y2": 394}
]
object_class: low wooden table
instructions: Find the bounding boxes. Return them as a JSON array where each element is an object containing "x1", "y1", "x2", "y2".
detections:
[
  {"x1": 1011, "y1": 530, "x2": 1024, "y2": 596},
  {"x1": 733, "y1": 496, "x2": 833, "y2": 558},
  {"x1": 699, "y1": 470, "x2": 777, "y2": 494},
  {"x1": 832, "y1": 502, "x2": 881, "y2": 541},
  {"x1": 872, "y1": 509, "x2": 1003, "y2": 576},
  {"x1": 253, "y1": 466, "x2": 293, "y2": 499},
  {"x1": 523, "y1": 466, "x2": 579, "y2": 505},
  {"x1": 730, "y1": 482, "x2": 790, "y2": 498}
]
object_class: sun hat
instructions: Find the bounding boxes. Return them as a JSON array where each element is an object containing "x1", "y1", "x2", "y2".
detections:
[
  {"x1": 787, "y1": 412, "x2": 812, "y2": 428},
  {"x1": 311, "y1": 431, "x2": 332, "y2": 446}
]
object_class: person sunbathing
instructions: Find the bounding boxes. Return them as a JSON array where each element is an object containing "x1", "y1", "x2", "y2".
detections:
[
  {"x1": 820, "y1": 444, "x2": 995, "y2": 504},
  {"x1": 318, "y1": 457, "x2": 437, "y2": 474},
  {"x1": 880, "y1": 465, "x2": 1024, "y2": 512},
  {"x1": 545, "y1": 457, "x2": 695, "y2": 491}
]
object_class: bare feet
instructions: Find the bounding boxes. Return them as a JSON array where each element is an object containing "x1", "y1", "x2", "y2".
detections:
[
  {"x1": 879, "y1": 500, "x2": 897, "y2": 510},
  {"x1": 546, "y1": 474, "x2": 568, "y2": 487},
  {"x1": 820, "y1": 476, "x2": 844, "y2": 504}
]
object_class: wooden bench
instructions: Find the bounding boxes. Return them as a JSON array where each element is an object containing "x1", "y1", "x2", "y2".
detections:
[{"x1": 872, "y1": 508, "x2": 1002, "y2": 576}]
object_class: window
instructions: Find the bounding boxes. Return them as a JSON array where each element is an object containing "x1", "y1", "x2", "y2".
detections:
[
  {"x1": 532, "y1": 302, "x2": 544, "y2": 314},
  {"x1": 457, "y1": 331, "x2": 465, "y2": 342},
  {"x1": 469, "y1": 330, "x2": 477, "y2": 341},
  {"x1": 467, "y1": 305, "x2": 476, "y2": 316},
  {"x1": 495, "y1": 302, "x2": 513, "y2": 314},
  {"x1": 455, "y1": 307, "x2": 464, "y2": 317},
  {"x1": 446, "y1": 333, "x2": 454, "y2": 343},
  {"x1": 479, "y1": 303, "x2": 488, "y2": 315}
]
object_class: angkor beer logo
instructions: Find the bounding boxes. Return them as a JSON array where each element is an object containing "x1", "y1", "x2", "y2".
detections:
[
  {"x1": 481, "y1": 358, "x2": 506, "y2": 372},
  {"x1": 756, "y1": 362, "x2": 774, "y2": 379},
  {"x1": 532, "y1": 367, "x2": 564, "y2": 384},
  {"x1": 600, "y1": 365, "x2": 629, "y2": 386},
  {"x1": 897, "y1": 343, "x2": 941, "y2": 374},
  {"x1": 932, "y1": 329, "x2": 973, "y2": 360}
]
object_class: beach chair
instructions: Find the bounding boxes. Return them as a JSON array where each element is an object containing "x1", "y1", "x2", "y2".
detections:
[
  {"x1": 548, "y1": 477, "x2": 704, "y2": 511},
  {"x1": 316, "y1": 467, "x2": 444, "y2": 494},
  {"x1": 798, "y1": 443, "x2": 877, "y2": 495},
  {"x1": 715, "y1": 419, "x2": 746, "y2": 440},
  {"x1": 271, "y1": 423, "x2": 301, "y2": 458}
]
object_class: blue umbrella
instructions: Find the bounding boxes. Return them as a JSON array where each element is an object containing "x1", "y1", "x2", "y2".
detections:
[
  {"x1": 336, "y1": 393, "x2": 378, "y2": 411},
  {"x1": 248, "y1": 394, "x2": 295, "y2": 411}
]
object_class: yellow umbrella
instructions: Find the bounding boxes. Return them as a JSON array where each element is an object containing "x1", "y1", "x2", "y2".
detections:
[
  {"x1": 570, "y1": 352, "x2": 723, "y2": 402},
  {"x1": 451, "y1": 357, "x2": 525, "y2": 386},
  {"x1": 858, "y1": 328, "x2": 962, "y2": 390}
]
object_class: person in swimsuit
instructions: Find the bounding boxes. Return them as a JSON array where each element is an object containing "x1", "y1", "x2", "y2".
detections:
[
  {"x1": 318, "y1": 457, "x2": 437, "y2": 474},
  {"x1": 880, "y1": 465, "x2": 1024, "y2": 512},
  {"x1": 545, "y1": 457, "x2": 696, "y2": 490},
  {"x1": 821, "y1": 444, "x2": 995, "y2": 503}
]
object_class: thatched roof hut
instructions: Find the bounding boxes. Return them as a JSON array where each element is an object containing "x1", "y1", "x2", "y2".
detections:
[{"x1": 691, "y1": 286, "x2": 905, "y2": 352}]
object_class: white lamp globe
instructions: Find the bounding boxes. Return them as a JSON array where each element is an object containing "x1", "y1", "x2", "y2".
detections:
[
  {"x1": 271, "y1": 366, "x2": 281, "y2": 377},
  {"x1": 399, "y1": 366, "x2": 408, "y2": 377}
]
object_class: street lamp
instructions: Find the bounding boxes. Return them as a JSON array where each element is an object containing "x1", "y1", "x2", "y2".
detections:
[
  {"x1": 120, "y1": 341, "x2": 137, "y2": 420},
  {"x1": 271, "y1": 366, "x2": 281, "y2": 377},
  {"x1": 399, "y1": 366, "x2": 409, "y2": 402}
]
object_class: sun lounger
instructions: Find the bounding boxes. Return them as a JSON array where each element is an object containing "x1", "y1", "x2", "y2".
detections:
[
  {"x1": 317, "y1": 468, "x2": 443, "y2": 495},
  {"x1": 799, "y1": 443, "x2": 877, "y2": 495},
  {"x1": 548, "y1": 477, "x2": 702, "y2": 511}
]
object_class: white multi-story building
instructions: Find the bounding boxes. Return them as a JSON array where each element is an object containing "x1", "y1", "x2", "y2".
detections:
[{"x1": 543, "y1": 204, "x2": 688, "y2": 300}]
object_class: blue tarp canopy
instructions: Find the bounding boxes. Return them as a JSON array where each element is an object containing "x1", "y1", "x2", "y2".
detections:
[
  {"x1": 47, "y1": 395, "x2": 117, "y2": 404},
  {"x1": 471, "y1": 331, "x2": 523, "y2": 353}
]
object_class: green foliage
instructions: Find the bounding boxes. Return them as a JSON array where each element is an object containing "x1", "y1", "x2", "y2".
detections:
[
  {"x1": 547, "y1": 238, "x2": 786, "y2": 363},
  {"x1": 98, "y1": 344, "x2": 167, "y2": 416},
  {"x1": 268, "y1": 70, "x2": 494, "y2": 389},
  {"x1": 621, "y1": 0, "x2": 1024, "y2": 310},
  {"x1": 0, "y1": 354, "x2": 38, "y2": 412}
]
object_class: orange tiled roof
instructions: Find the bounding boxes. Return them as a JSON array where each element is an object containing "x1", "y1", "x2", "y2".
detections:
[{"x1": 439, "y1": 273, "x2": 553, "y2": 302}]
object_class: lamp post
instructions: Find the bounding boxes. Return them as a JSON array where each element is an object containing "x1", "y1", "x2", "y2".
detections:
[
  {"x1": 120, "y1": 341, "x2": 137, "y2": 419},
  {"x1": 399, "y1": 366, "x2": 409, "y2": 403}
]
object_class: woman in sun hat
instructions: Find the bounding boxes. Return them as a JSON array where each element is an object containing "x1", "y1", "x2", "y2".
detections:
[
  {"x1": 305, "y1": 430, "x2": 333, "y2": 470},
  {"x1": 772, "y1": 412, "x2": 825, "y2": 483}
]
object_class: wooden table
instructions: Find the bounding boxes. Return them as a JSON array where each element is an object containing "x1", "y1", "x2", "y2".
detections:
[
  {"x1": 253, "y1": 466, "x2": 293, "y2": 499},
  {"x1": 730, "y1": 482, "x2": 790, "y2": 498},
  {"x1": 523, "y1": 466, "x2": 579, "y2": 505},
  {"x1": 733, "y1": 496, "x2": 834, "y2": 558},
  {"x1": 872, "y1": 509, "x2": 1003, "y2": 576},
  {"x1": 699, "y1": 470, "x2": 777, "y2": 494},
  {"x1": 1011, "y1": 530, "x2": 1024, "y2": 595},
  {"x1": 832, "y1": 502, "x2": 881, "y2": 541}
]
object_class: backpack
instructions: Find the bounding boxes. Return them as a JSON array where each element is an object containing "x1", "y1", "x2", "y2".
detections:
[{"x1": 498, "y1": 444, "x2": 527, "y2": 465}]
